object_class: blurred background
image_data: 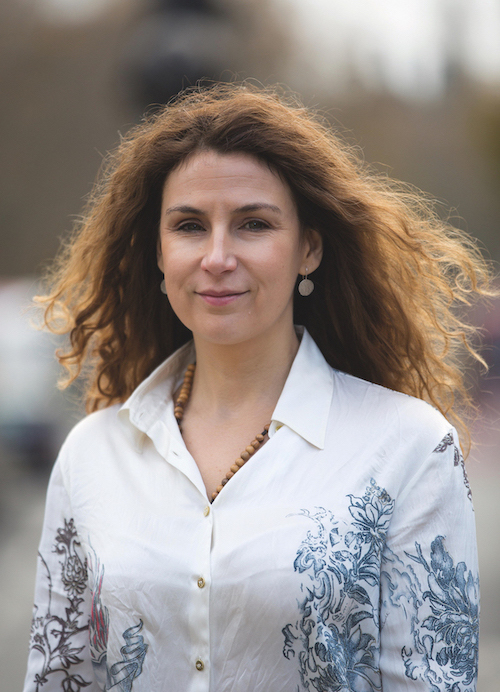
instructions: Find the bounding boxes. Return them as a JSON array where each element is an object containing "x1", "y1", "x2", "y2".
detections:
[{"x1": 1, "y1": 0, "x2": 499, "y2": 688}]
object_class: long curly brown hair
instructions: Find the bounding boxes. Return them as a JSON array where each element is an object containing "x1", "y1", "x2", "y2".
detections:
[{"x1": 36, "y1": 83, "x2": 495, "y2": 449}]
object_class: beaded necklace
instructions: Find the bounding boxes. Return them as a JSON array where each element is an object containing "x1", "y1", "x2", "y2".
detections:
[{"x1": 174, "y1": 364, "x2": 270, "y2": 502}]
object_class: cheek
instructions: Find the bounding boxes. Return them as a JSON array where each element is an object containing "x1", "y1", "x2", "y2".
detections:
[
  {"x1": 264, "y1": 243, "x2": 304, "y2": 281},
  {"x1": 159, "y1": 242, "x2": 191, "y2": 280}
]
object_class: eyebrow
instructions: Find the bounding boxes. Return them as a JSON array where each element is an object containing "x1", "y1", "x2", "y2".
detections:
[{"x1": 163, "y1": 203, "x2": 283, "y2": 216}]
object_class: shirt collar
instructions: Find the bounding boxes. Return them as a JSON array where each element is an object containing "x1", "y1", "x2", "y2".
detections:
[
  {"x1": 268, "y1": 327, "x2": 333, "y2": 449},
  {"x1": 118, "y1": 340, "x2": 195, "y2": 452},
  {"x1": 118, "y1": 327, "x2": 333, "y2": 452}
]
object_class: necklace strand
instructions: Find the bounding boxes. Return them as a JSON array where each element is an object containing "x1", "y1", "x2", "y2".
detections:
[{"x1": 174, "y1": 364, "x2": 270, "y2": 502}]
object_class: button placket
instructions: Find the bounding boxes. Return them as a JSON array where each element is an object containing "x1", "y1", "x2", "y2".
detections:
[{"x1": 188, "y1": 502, "x2": 212, "y2": 688}]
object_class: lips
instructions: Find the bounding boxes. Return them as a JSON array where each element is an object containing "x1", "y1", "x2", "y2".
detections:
[{"x1": 196, "y1": 289, "x2": 248, "y2": 306}]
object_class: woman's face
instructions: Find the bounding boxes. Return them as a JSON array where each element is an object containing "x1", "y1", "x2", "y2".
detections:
[{"x1": 157, "y1": 150, "x2": 322, "y2": 349}]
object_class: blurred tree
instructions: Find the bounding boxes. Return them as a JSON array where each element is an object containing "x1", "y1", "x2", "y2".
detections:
[
  {"x1": 332, "y1": 78, "x2": 500, "y2": 260},
  {"x1": 468, "y1": 92, "x2": 500, "y2": 184}
]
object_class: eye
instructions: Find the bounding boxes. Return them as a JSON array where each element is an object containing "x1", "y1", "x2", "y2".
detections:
[
  {"x1": 177, "y1": 221, "x2": 205, "y2": 232},
  {"x1": 242, "y1": 219, "x2": 270, "y2": 231}
]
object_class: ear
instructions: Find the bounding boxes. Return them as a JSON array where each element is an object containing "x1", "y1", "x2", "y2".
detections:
[
  {"x1": 299, "y1": 229, "x2": 323, "y2": 275},
  {"x1": 157, "y1": 236, "x2": 164, "y2": 273}
]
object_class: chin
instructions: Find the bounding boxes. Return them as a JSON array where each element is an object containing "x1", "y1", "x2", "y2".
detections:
[
  {"x1": 190, "y1": 318, "x2": 258, "y2": 347},
  {"x1": 195, "y1": 329, "x2": 252, "y2": 347}
]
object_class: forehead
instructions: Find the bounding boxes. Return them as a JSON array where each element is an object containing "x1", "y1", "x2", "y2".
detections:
[{"x1": 161, "y1": 150, "x2": 296, "y2": 210}]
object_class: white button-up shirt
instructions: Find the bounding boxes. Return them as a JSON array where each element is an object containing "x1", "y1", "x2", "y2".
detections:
[{"x1": 24, "y1": 328, "x2": 479, "y2": 691}]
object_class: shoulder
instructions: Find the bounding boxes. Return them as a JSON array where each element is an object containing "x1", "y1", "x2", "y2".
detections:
[
  {"x1": 57, "y1": 404, "x2": 126, "y2": 464},
  {"x1": 331, "y1": 369, "x2": 453, "y2": 454},
  {"x1": 54, "y1": 403, "x2": 144, "y2": 496},
  {"x1": 76, "y1": 405, "x2": 122, "y2": 430},
  {"x1": 327, "y1": 371, "x2": 463, "y2": 502}
]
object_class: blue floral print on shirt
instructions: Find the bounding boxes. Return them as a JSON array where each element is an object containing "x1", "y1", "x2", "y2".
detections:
[
  {"x1": 432, "y1": 432, "x2": 473, "y2": 503},
  {"x1": 396, "y1": 537, "x2": 479, "y2": 689},
  {"x1": 283, "y1": 472, "x2": 478, "y2": 691},
  {"x1": 283, "y1": 479, "x2": 393, "y2": 691}
]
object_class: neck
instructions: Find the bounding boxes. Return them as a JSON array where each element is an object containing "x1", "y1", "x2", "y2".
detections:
[{"x1": 188, "y1": 325, "x2": 300, "y2": 421}]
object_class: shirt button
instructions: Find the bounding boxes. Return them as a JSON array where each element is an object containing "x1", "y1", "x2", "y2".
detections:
[
  {"x1": 197, "y1": 577, "x2": 205, "y2": 588},
  {"x1": 195, "y1": 659, "x2": 204, "y2": 671},
  {"x1": 203, "y1": 505, "x2": 210, "y2": 517}
]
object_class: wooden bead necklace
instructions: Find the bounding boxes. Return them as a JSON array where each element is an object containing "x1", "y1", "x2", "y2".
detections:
[{"x1": 174, "y1": 364, "x2": 270, "y2": 502}]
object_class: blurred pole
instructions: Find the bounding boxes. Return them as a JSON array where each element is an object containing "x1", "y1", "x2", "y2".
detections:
[{"x1": 121, "y1": 0, "x2": 239, "y2": 113}]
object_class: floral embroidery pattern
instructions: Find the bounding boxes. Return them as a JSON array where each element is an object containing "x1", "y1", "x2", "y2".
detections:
[
  {"x1": 433, "y1": 432, "x2": 472, "y2": 503},
  {"x1": 398, "y1": 537, "x2": 479, "y2": 690},
  {"x1": 29, "y1": 519, "x2": 91, "y2": 691},
  {"x1": 432, "y1": 432, "x2": 454, "y2": 454},
  {"x1": 283, "y1": 479, "x2": 479, "y2": 691},
  {"x1": 88, "y1": 550, "x2": 148, "y2": 691},
  {"x1": 282, "y1": 480, "x2": 394, "y2": 691}
]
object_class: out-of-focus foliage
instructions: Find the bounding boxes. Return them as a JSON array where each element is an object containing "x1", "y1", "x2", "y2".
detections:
[{"x1": 469, "y1": 93, "x2": 500, "y2": 184}]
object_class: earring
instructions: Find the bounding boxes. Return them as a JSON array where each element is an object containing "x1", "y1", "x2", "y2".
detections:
[
  {"x1": 298, "y1": 269, "x2": 314, "y2": 296},
  {"x1": 160, "y1": 279, "x2": 167, "y2": 295}
]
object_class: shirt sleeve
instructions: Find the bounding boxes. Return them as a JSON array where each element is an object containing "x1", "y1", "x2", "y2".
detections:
[
  {"x1": 23, "y1": 457, "x2": 98, "y2": 692},
  {"x1": 379, "y1": 428, "x2": 479, "y2": 690}
]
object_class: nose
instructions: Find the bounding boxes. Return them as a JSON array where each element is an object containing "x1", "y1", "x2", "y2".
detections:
[{"x1": 200, "y1": 227, "x2": 237, "y2": 274}]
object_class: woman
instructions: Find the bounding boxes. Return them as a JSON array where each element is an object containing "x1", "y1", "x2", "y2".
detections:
[{"x1": 24, "y1": 83, "x2": 490, "y2": 691}]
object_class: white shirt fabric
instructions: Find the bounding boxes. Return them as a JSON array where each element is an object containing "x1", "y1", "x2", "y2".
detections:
[{"x1": 24, "y1": 328, "x2": 479, "y2": 692}]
